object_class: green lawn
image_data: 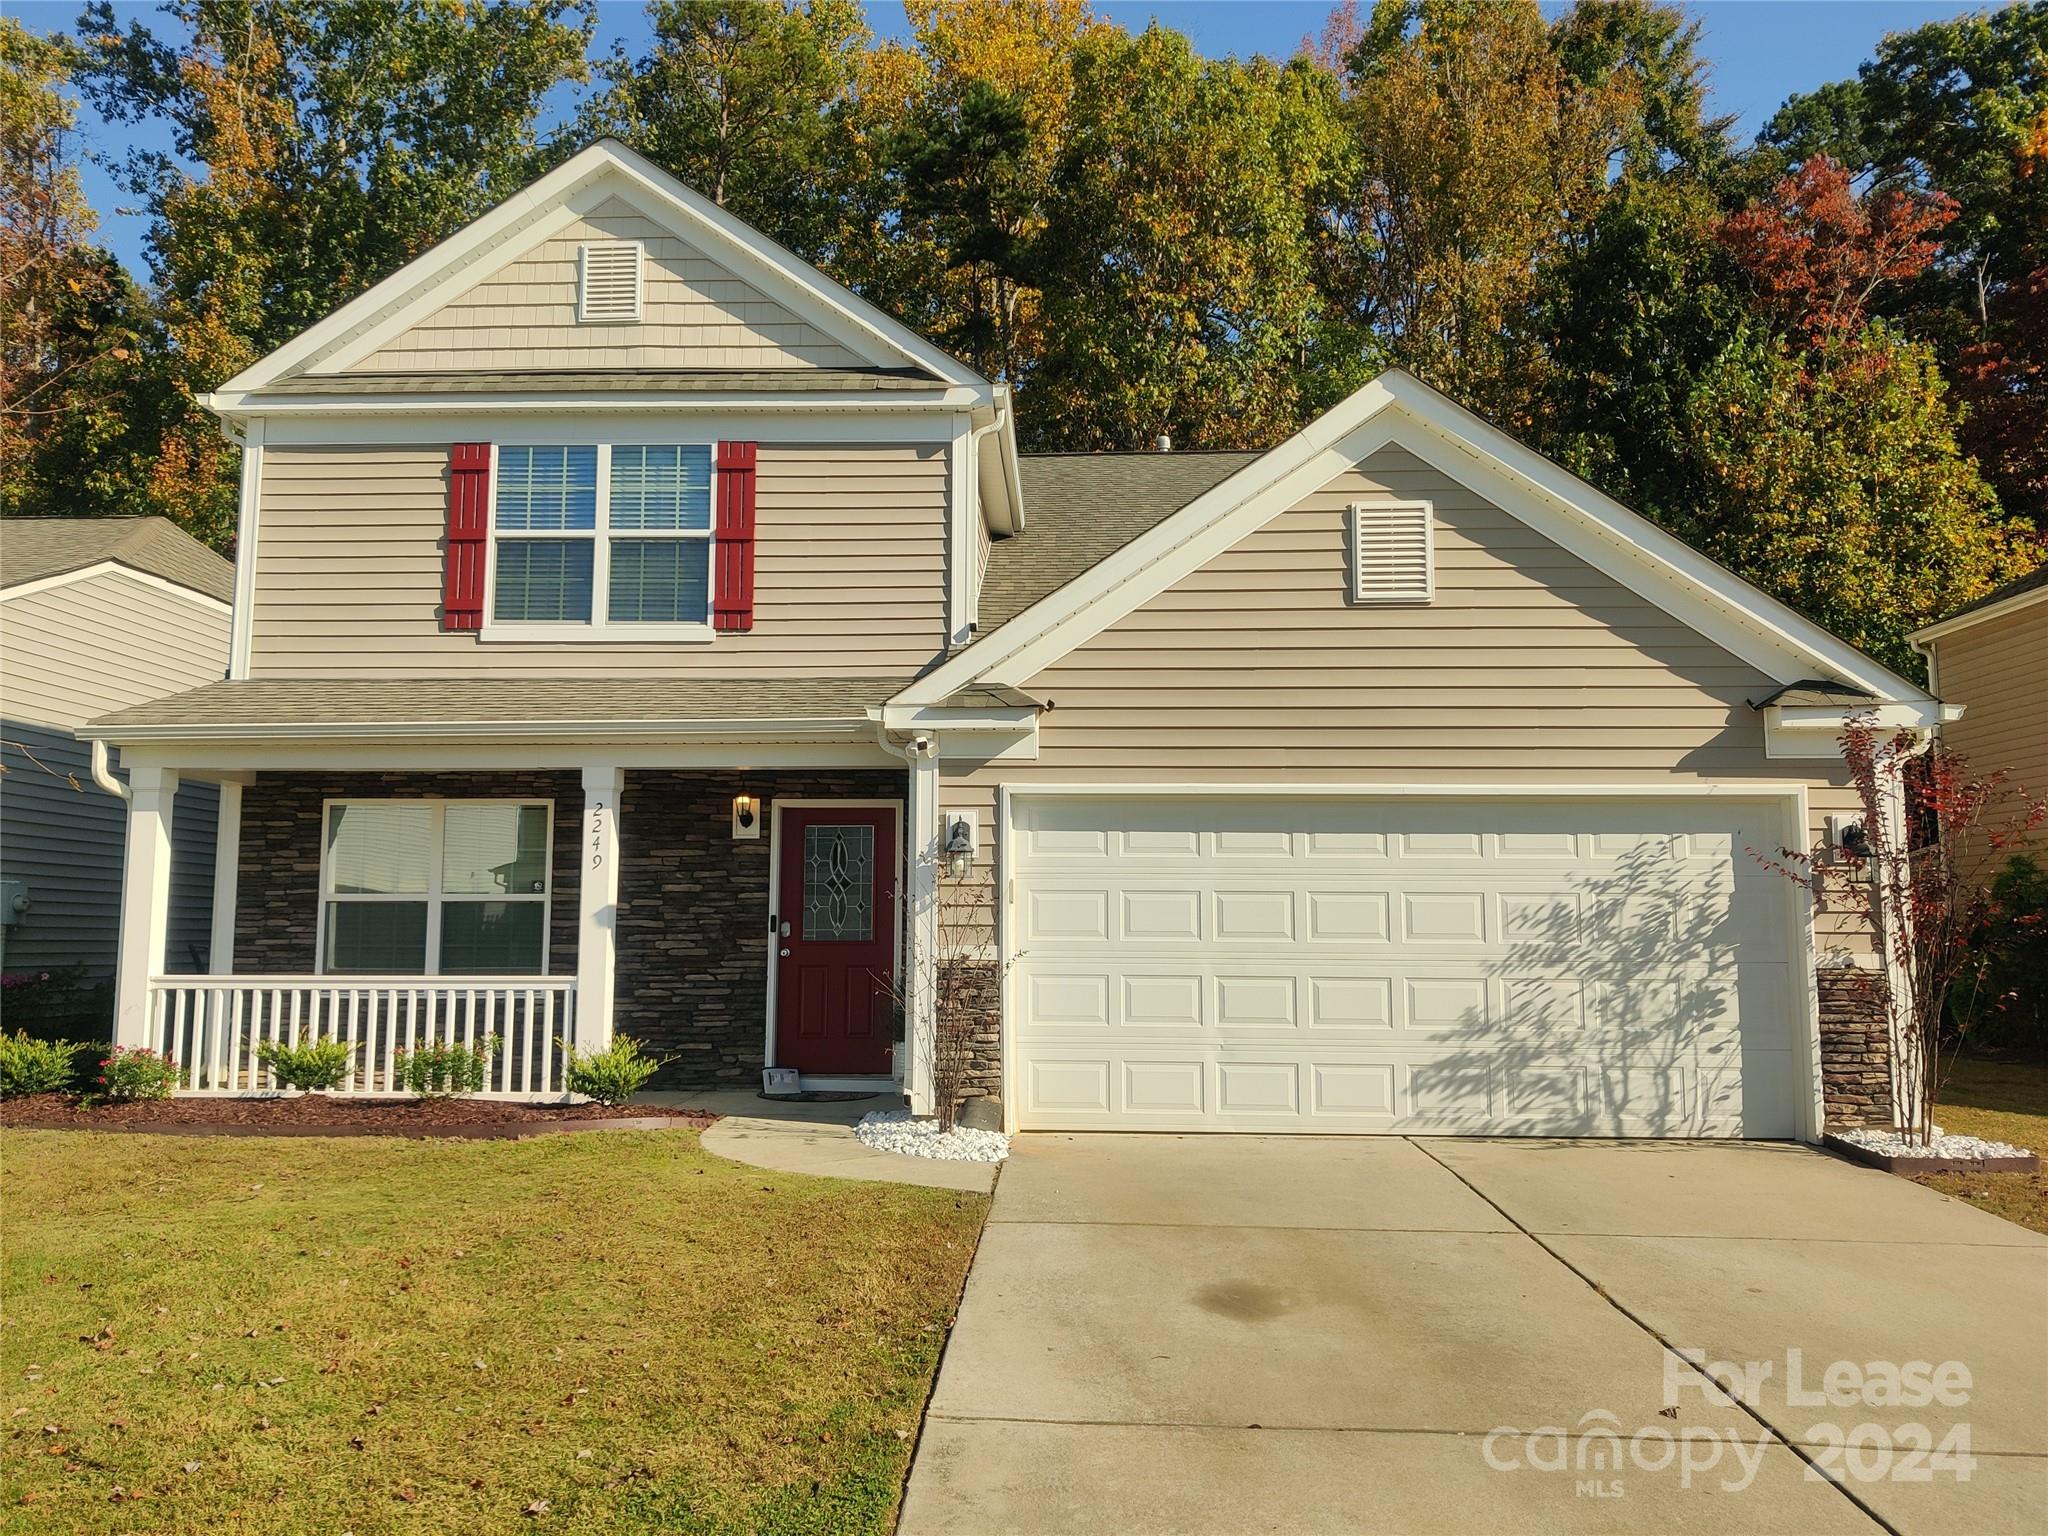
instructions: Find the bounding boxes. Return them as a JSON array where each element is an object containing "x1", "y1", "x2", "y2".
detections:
[
  {"x1": 0, "y1": 1128, "x2": 988, "y2": 1534},
  {"x1": 1910, "y1": 1056, "x2": 2048, "y2": 1236}
]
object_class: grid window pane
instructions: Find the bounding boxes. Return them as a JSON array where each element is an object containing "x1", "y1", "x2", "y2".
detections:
[
  {"x1": 609, "y1": 538, "x2": 710, "y2": 624},
  {"x1": 442, "y1": 804, "x2": 550, "y2": 895},
  {"x1": 610, "y1": 445, "x2": 712, "y2": 531},
  {"x1": 495, "y1": 445, "x2": 597, "y2": 531},
  {"x1": 325, "y1": 901, "x2": 428, "y2": 973},
  {"x1": 439, "y1": 901, "x2": 545, "y2": 974},
  {"x1": 495, "y1": 539, "x2": 594, "y2": 622},
  {"x1": 325, "y1": 803, "x2": 432, "y2": 894}
]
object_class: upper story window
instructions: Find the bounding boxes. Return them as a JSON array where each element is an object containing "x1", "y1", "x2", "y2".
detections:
[
  {"x1": 577, "y1": 241, "x2": 643, "y2": 322},
  {"x1": 488, "y1": 443, "x2": 714, "y2": 639}
]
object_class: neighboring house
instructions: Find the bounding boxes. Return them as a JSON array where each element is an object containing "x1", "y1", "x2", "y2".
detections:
[
  {"x1": 1912, "y1": 568, "x2": 2048, "y2": 864},
  {"x1": 0, "y1": 518, "x2": 233, "y2": 997},
  {"x1": 85, "y1": 140, "x2": 1949, "y2": 1137}
]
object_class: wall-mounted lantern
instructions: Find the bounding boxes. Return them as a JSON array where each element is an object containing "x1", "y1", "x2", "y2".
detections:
[
  {"x1": 943, "y1": 815, "x2": 976, "y2": 879},
  {"x1": 732, "y1": 793, "x2": 761, "y2": 840}
]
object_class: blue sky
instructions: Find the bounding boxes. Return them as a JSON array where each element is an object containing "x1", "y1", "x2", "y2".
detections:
[{"x1": 23, "y1": 0, "x2": 1996, "y2": 280}]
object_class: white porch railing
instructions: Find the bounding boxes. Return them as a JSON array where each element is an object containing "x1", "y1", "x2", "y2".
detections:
[{"x1": 146, "y1": 976, "x2": 578, "y2": 1098}]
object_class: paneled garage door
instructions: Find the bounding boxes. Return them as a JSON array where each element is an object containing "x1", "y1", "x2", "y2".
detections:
[{"x1": 1008, "y1": 795, "x2": 1803, "y2": 1137}]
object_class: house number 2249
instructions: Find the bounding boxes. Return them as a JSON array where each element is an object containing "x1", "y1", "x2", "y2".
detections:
[{"x1": 588, "y1": 800, "x2": 609, "y2": 870}]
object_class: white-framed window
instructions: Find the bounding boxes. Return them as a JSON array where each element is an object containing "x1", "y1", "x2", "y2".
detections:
[
  {"x1": 577, "y1": 241, "x2": 644, "y2": 322},
  {"x1": 317, "y1": 800, "x2": 553, "y2": 976},
  {"x1": 485, "y1": 443, "x2": 715, "y2": 640},
  {"x1": 1347, "y1": 499, "x2": 1435, "y2": 604}
]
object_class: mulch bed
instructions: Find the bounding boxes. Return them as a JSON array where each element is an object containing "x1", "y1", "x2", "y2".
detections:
[{"x1": 0, "y1": 1093, "x2": 719, "y2": 1140}]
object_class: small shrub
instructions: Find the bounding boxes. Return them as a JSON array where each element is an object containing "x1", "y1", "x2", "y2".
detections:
[
  {"x1": 256, "y1": 1037, "x2": 354, "y2": 1091},
  {"x1": 0, "y1": 1031, "x2": 84, "y2": 1097},
  {"x1": 564, "y1": 1035, "x2": 672, "y2": 1105},
  {"x1": 1973, "y1": 855, "x2": 2048, "y2": 1048},
  {"x1": 396, "y1": 1036, "x2": 497, "y2": 1098},
  {"x1": 97, "y1": 1046, "x2": 178, "y2": 1102}
]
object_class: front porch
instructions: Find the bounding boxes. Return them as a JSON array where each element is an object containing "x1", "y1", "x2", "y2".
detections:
[{"x1": 112, "y1": 758, "x2": 934, "y2": 1106}]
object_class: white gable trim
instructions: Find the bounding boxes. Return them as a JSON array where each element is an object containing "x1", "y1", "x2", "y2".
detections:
[
  {"x1": 209, "y1": 140, "x2": 991, "y2": 401},
  {"x1": 1909, "y1": 582, "x2": 2048, "y2": 646},
  {"x1": 0, "y1": 560, "x2": 232, "y2": 616},
  {"x1": 890, "y1": 370, "x2": 1932, "y2": 709}
]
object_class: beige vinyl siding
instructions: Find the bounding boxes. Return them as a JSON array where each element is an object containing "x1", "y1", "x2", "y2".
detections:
[
  {"x1": 0, "y1": 571, "x2": 229, "y2": 977},
  {"x1": 944, "y1": 444, "x2": 1871, "y2": 957},
  {"x1": 249, "y1": 441, "x2": 949, "y2": 679},
  {"x1": 343, "y1": 199, "x2": 867, "y2": 374},
  {"x1": 1929, "y1": 600, "x2": 2048, "y2": 861}
]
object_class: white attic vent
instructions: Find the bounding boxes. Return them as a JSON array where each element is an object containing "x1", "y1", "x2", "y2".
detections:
[
  {"x1": 1347, "y1": 500, "x2": 1434, "y2": 604},
  {"x1": 577, "y1": 241, "x2": 643, "y2": 323}
]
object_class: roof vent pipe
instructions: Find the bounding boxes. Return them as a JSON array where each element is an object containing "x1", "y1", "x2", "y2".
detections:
[{"x1": 1154, "y1": 434, "x2": 1172, "y2": 453}]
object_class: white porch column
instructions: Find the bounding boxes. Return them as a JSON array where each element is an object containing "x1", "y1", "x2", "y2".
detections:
[
  {"x1": 208, "y1": 780, "x2": 243, "y2": 975},
  {"x1": 904, "y1": 746, "x2": 941, "y2": 1115},
  {"x1": 113, "y1": 764, "x2": 178, "y2": 1048},
  {"x1": 577, "y1": 765, "x2": 625, "y2": 1055}
]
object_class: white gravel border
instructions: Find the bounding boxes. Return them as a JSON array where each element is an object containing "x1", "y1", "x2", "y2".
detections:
[
  {"x1": 1834, "y1": 1125, "x2": 2032, "y2": 1161},
  {"x1": 854, "y1": 1108, "x2": 1010, "y2": 1163}
]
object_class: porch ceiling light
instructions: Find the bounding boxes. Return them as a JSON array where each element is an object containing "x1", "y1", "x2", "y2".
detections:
[
  {"x1": 732, "y1": 793, "x2": 760, "y2": 840},
  {"x1": 943, "y1": 816, "x2": 976, "y2": 880}
]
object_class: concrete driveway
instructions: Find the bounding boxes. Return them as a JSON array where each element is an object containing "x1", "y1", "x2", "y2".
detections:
[{"x1": 900, "y1": 1136, "x2": 2047, "y2": 1536}]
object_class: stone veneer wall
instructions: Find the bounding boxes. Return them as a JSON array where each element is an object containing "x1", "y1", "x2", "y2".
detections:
[
  {"x1": 1817, "y1": 966, "x2": 1894, "y2": 1129},
  {"x1": 614, "y1": 768, "x2": 906, "y2": 1088},
  {"x1": 233, "y1": 771, "x2": 583, "y2": 976}
]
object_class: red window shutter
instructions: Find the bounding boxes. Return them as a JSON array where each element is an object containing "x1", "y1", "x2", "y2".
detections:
[
  {"x1": 444, "y1": 443, "x2": 490, "y2": 632},
  {"x1": 713, "y1": 440, "x2": 758, "y2": 632}
]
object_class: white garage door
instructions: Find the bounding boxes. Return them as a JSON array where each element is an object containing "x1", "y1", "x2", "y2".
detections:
[{"x1": 1009, "y1": 796, "x2": 1802, "y2": 1137}]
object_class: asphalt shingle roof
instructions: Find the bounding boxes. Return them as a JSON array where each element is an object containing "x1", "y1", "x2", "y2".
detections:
[
  {"x1": 0, "y1": 517, "x2": 235, "y2": 605},
  {"x1": 976, "y1": 451, "x2": 1264, "y2": 641},
  {"x1": 89, "y1": 678, "x2": 911, "y2": 733}
]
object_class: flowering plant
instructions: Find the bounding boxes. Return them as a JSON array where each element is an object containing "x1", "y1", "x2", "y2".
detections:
[
  {"x1": 97, "y1": 1046, "x2": 178, "y2": 1102},
  {"x1": 1759, "y1": 715, "x2": 2046, "y2": 1143}
]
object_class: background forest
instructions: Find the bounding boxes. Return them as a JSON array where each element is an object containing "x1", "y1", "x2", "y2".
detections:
[{"x1": 3, "y1": 0, "x2": 2043, "y2": 674}]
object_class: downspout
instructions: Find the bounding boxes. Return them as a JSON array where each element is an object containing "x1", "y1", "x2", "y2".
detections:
[
  {"x1": 961, "y1": 408, "x2": 1006, "y2": 637},
  {"x1": 91, "y1": 739, "x2": 130, "y2": 802}
]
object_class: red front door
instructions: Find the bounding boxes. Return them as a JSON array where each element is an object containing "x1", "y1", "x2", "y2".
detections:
[{"x1": 774, "y1": 806, "x2": 898, "y2": 1075}]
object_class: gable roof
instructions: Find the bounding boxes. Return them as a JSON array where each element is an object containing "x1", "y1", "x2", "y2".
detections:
[
  {"x1": 1911, "y1": 563, "x2": 2048, "y2": 645},
  {"x1": 0, "y1": 517, "x2": 234, "y2": 606},
  {"x1": 206, "y1": 139, "x2": 993, "y2": 405},
  {"x1": 896, "y1": 369, "x2": 1934, "y2": 712},
  {"x1": 977, "y1": 452, "x2": 1261, "y2": 637}
]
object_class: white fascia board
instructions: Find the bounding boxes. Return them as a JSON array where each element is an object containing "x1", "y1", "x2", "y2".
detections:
[
  {"x1": 876, "y1": 704, "x2": 1038, "y2": 733},
  {"x1": 0, "y1": 561, "x2": 232, "y2": 616},
  {"x1": 202, "y1": 389, "x2": 984, "y2": 419},
  {"x1": 892, "y1": 370, "x2": 1930, "y2": 709},
  {"x1": 218, "y1": 140, "x2": 991, "y2": 395},
  {"x1": 116, "y1": 740, "x2": 900, "y2": 775},
  {"x1": 999, "y1": 780, "x2": 1813, "y2": 801},
  {"x1": 241, "y1": 408, "x2": 963, "y2": 449},
  {"x1": 1908, "y1": 583, "x2": 2048, "y2": 646},
  {"x1": 1761, "y1": 700, "x2": 1960, "y2": 761},
  {"x1": 80, "y1": 717, "x2": 881, "y2": 746}
]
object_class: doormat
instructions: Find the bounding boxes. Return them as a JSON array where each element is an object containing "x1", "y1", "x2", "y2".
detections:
[{"x1": 758, "y1": 1091, "x2": 881, "y2": 1104}]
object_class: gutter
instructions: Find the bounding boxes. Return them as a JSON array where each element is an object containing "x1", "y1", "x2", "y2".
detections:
[{"x1": 81, "y1": 716, "x2": 885, "y2": 746}]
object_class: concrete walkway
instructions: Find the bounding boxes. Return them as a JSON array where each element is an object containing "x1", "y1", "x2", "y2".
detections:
[
  {"x1": 901, "y1": 1135, "x2": 2047, "y2": 1536},
  {"x1": 639, "y1": 1089, "x2": 998, "y2": 1194}
]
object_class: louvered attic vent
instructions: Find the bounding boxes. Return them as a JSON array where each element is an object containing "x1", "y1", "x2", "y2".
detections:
[
  {"x1": 577, "y1": 241, "x2": 644, "y2": 322},
  {"x1": 1347, "y1": 500, "x2": 1435, "y2": 604}
]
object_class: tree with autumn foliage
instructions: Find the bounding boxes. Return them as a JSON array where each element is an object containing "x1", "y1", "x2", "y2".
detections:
[
  {"x1": 1682, "y1": 322, "x2": 2033, "y2": 675},
  {"x1": 1718, "y1": 154, "x2": 1958, "y2": 342},
  {"x1": 68, "y1": 0, "x2": 594, "y2": 544},
  {"x1": 0, "y1": 19, "x2": 166, "y2": 523}
]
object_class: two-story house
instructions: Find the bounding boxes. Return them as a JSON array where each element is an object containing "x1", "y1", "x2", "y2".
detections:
[{"x1": 87, "y1": 141, "x2": 1948, "y2": 1138}]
